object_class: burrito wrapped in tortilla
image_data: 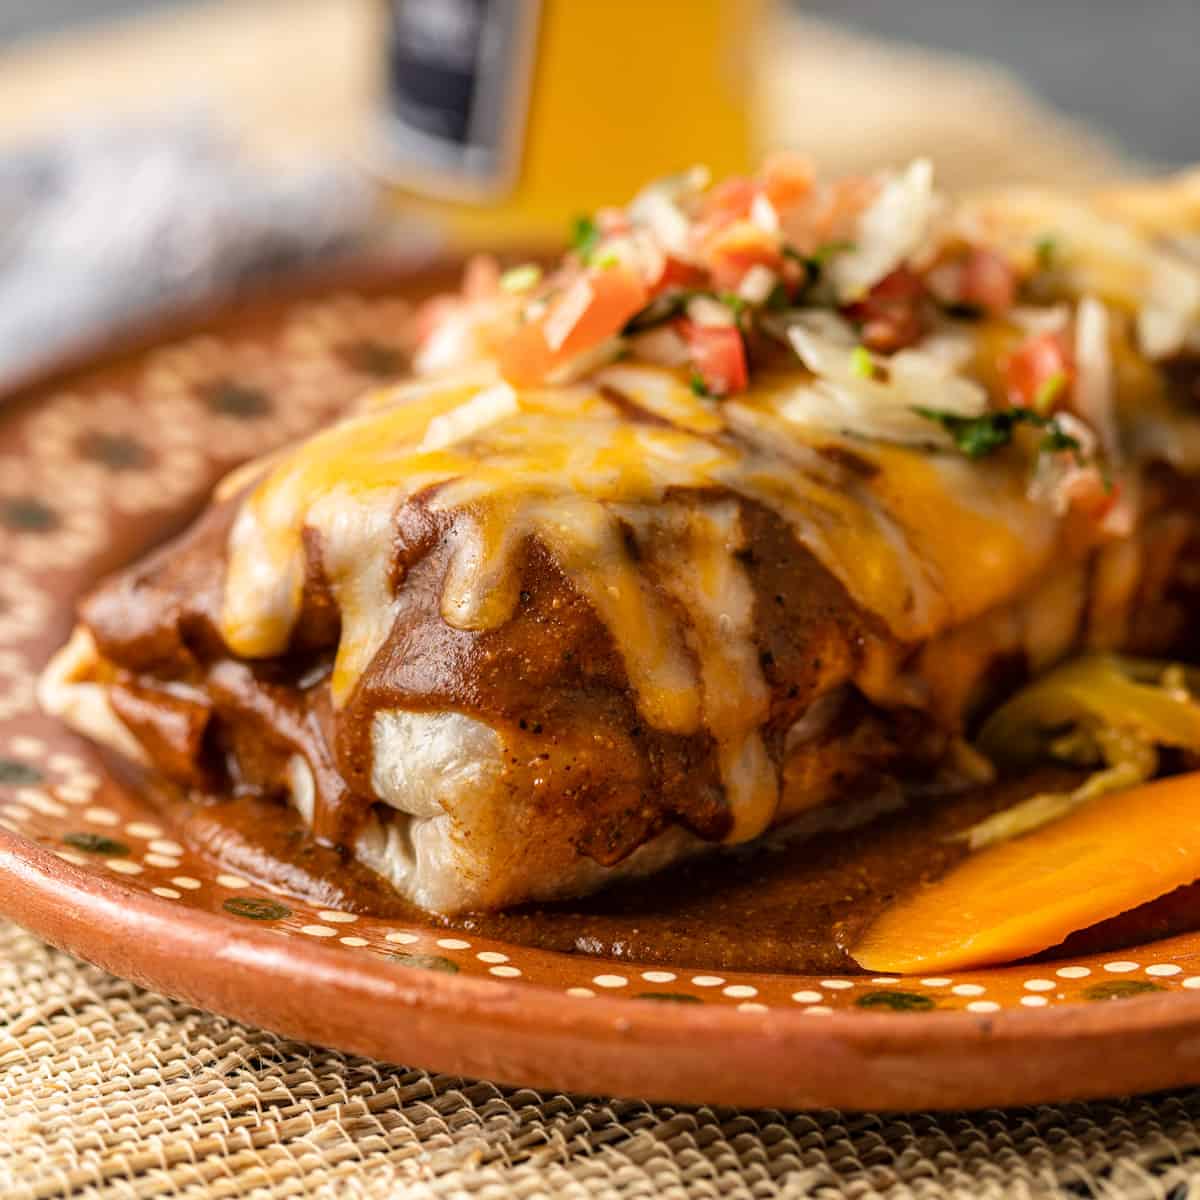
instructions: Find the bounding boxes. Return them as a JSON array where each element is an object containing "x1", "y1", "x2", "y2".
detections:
[{"x1": 41, "y1": 155, "x2": 1200, "y2": 911}]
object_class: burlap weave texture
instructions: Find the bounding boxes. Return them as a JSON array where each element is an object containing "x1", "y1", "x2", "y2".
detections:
[{"x1": 2, "y1": 922, "x2": 1199, "y2": 1199}]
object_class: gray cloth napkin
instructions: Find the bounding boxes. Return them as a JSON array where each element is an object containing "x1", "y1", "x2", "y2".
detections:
[{"x1": 0, "y1": 115, "x2": 403, "y2": 388}]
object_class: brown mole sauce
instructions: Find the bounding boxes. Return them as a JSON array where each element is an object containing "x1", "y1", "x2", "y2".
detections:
[
  {"x1": 134, "y1": 762, "x2": 1200, "y2": 975},
  {"x1": 82, "y1": 467, "x2": 1200, "y2": 977}
]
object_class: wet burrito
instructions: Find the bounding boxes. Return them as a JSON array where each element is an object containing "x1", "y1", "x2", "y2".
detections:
[{"x1": 41, "y1": 157, "x2": 1200, "y2": 912}]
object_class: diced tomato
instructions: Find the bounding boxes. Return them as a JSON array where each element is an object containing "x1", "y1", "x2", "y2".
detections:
[
  {"x1": 958, "y1": 248, "x2": 1017, "y2": 315},
  {"x1": 702, "y1": 176, "x2": 758, "y2": 224},
  {"x1": 679, "y1": 320, "x2": 749, "y2": 396},
  {"x1": 498, "y1": 267, "x2": 648, "y2": 387},
  {"x1": 844, "y1": 267, "x2": 927, "y2": 353},
  {"x1": 649, "y1": 254, "x2": 709, "y2": 297},
  {"x1": 703, "y1": 219, "x2": 783, "y2": 291},
  {"x1": 691, "y1": 176, "x2": 761, "y2": 249},
  {"x1": 760, "y1": 150, "x2": 814, "y2": 212},
  {"x1": 1006, "y1": 330, "x2": 1073, "y2": 410}
]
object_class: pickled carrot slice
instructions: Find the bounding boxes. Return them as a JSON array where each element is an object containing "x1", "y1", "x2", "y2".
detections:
[{"x1": 851, "y1": 771, "x2": 1200, "y2": 974}]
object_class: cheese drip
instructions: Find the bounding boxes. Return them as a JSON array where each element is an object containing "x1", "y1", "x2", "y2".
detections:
[{"x1": 222, "y1": 361, "x2": 1079, "y2": 838}]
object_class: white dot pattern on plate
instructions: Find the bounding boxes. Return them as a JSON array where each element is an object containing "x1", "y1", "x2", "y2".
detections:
[
  {"x1": 489, "y1": 965, "x2": 521, "y2": 978},
  {"x1": 791, "y1": 990, "x2": 823, "y2": 1004},
  {"x1": 151, "y1": 887, "x2": 181, "y2": 900},
  {"x1": 1056, "y1": 966, "x2": 1091, "y2": 979},
  {"x1": 921, "y1": 978, "x2": 952, "y2": 987},
  {"x1": 723, "y1": 985, "x2": 757, "y2": 999},
  {"x1": 217, "y1": 875, "x2": 250, "y2": 889},
  {"x1": 593, "y1": 974, "x2": 628, "y2": 989},
  {"x1": 20, "y1": 790, "x2": 66, "y2": 817},
  {"x1": 1021, "y1": 995, "x2": 1049, "y2": 1007},
  {"x1": 299, "y1": 925, "x2": 336, "y2": 938},
  {"x1": 820, "y1": 980, "x2": 853, "y2": 991},
  {"x1": 1146, "y1": 963, "x2": 1182, "y2": 977},
  {"x1": 149, "y1": 839, "x2": 184, "y2": 856},
  {"x1": 477, "y1": 951, "x2": 509, "y2": 964},
  {"x1": 54, "y1": 850, "x2": 86, "y2": 866},
  {"x1": 82, "y1": 807, "x2": 119, "y2": 826},
  {"x1": 436, "y1": 938, "x2": 471, "y2": 950},
  {"x1": 171, "y1": 876, "x2": 201, "y2": 891},
  {"x1": 339, "y1": 936, "x2": 368, "y2": 947},
  {"x1": 1103, "y1": 961, "x2": 1139, "y2": 973},
  {"x1": 952, "y1": 984, "x2": 986, "y2": 997},
  {"x1": 566, "y1": 988, "x2": 595, "y2": 998},
  {"x1": 385, "y1": 931, "x2": 419, "y2": 945},
  {"x1": 804, "y1": 1006, "x2": 833, "y2": 1016},
  {"x1": 870, "y1": 977, "x2": 900, "y2": 984},
  {"x1": 125, "y1": 822, "x2": 162, "y2": 839},
  {"x1": 143, "y1": 854, "x2": 181, "y2": 869},
  {"x1": 317, "y1": 911, "x2": 358, "y2": 924},
  {"x1": 738, "y1": 1002, "x2": 768, "y2": 1013},
  {"x1": 966, "y1": 1000, "x2": 1000, "y2": 1014},
  {"x1": 641, "y1": 970, "x2": 676, "y2": 983},
  {"x1": 106, "y1": 859, "x2": 142, "y2": 875},
  {"x1": 1023, "y1": 979, "x2": 1055, "y2": 992},
  {"x1": 1184, "y1": 977, "x2": 1200, "y2": 990},
  {"x1": 691, "y1": 975, "x2": 724, "y2": 988}
]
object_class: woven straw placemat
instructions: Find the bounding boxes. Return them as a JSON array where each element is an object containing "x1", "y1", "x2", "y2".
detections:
[{"x1": 3, "y1": 917, "x2": 1199, "y2": 1200}]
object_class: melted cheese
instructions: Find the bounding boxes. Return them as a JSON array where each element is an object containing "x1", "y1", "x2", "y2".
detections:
[{"x1": 221, "y1": 359, "x2": 1102, "y2": 840}]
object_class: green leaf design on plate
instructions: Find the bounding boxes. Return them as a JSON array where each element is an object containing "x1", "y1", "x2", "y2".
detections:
[
  {"x1": 0, "y1": 495, "x2": 58, "y2": 532},
  {"x1": 0, "y1": 758, "x2": 43, "y2": 786},
  {"x1": 63, "y1": 832, "x2": 129, "y2": 856},
  {"x1": 635, "y1": 991, "x2": 703, "y2": 1003},
  {"x1": 388, "y1": 953, "x2": 459, "y2": 974},
  {"x1": 205, "y1": 380, "x2": 271, "y2": 419},
  {"x1": 855, "y1": 990, "x2": 936, "y2": 1012},
  {"x1": 223, "y1": 897, "x2": 292, "y2": 921},
  {"x1": 1083, "y1": 980, "x2": 1165, "y2": 1002}
]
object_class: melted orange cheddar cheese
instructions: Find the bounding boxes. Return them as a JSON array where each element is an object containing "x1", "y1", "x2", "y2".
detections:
[{"x1": 217, "y1": 353, "x2": 1128, "y2": 844}]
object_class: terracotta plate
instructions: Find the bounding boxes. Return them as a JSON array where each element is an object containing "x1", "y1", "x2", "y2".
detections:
[{"x1": 6, "y1": 258, "x2": 1200, "y2": 1112}]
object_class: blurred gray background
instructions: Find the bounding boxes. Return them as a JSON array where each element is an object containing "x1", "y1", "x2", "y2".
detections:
[{"x1": 2, "y1": 0, "x2": 1198, "y2": 166}]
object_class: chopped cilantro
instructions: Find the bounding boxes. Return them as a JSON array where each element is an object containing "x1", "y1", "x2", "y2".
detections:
[
  {"x1": 1034, "y1": 233, "x2": 1059, "y2": 270},
  {"x1": 570, "y1": 214, "x2": 601, "y2": 260},
  {"x1": 1033, "y1": 369, "x2": 1069, "y2": 413},
  {"x1": 1039, "y1": 422, "x2": 1082, "y2": 457},
  {"x1": 914, "y1": 405, "x2": 1083, "y2": 461},
  {"x1": 689, "y1": 373, "x2": 712, "y2": 397},
  {"x1": 718, "y1": 291, "x2": 747, "y2": 319},
  {"x1": 593, "y1": 249, "x2": 620, "y2": 269},
  {"x1": 850, "y1": 345, "x2": 875, "y2": 379},
  {"x1": 810, "y1": 239, "x2": 856, "y2": 265}
]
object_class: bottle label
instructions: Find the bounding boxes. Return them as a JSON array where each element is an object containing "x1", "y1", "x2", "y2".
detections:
[{"x1": 381, "y1": 0, "x2": 541, "y2": 201}]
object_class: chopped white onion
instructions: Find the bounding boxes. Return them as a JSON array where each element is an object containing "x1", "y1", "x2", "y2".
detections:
[
  {"x1": 738, "y1": 264, "x2": 778, "y2": 305},
  {"x1": 686, "y1": 294, "x2": 737, "y2": 328},
  {"x1": 782, "y1": 320, "x2": 986, "y2": 444},
  {"x1": 629, "y1": 325, "x2": 691, "y2": 368},
  {"x1": 1073, "y1": 296, "x2": 1118, "y2": 460},
  {"x1": 750, "y1": 191, "x2": 781, "y2": 233},
  {"x1": 829, "y1": 158, "x2": 941, "y2": 302}
]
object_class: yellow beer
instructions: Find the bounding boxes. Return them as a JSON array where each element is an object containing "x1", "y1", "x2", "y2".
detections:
[{"x1": 377, "y1": 0, "x2": 762, "y2": 244}]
